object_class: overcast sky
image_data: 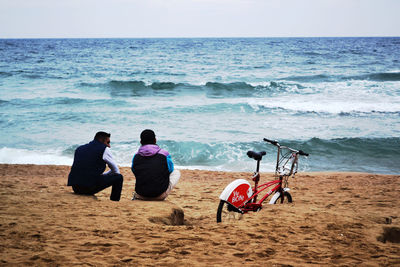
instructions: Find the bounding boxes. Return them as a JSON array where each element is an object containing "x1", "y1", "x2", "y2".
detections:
[{"x1": 1, "y1": 0, "x2": 399, "y2": 38}]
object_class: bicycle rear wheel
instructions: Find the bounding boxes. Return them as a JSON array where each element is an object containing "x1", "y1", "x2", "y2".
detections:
[
  {"x1": 274, "y1": 191, "x2": 292, "y2": 204},
  {"x1": 216, "y1": 200, "x2": 243, "y2": 223}
]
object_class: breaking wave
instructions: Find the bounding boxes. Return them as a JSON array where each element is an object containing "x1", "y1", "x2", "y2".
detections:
[
  {"x1": 78, "y1": 80, "x2": 310, "y2": 97},
  {"x1": 282, "y1": 72, "x2": 400, "y2": 83}
]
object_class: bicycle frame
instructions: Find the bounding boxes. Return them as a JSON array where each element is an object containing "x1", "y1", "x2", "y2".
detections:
[{"x1": 239, "y1": 178, "x2": 282, "y2": 212}]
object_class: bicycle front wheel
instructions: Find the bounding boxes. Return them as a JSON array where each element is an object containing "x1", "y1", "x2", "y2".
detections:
[
  {"x1": 216, "y1": 200, "x2": 244, "y2": 223},
  {"x1": 274, "y1": 191, "x2": 292, "y2": 204}
]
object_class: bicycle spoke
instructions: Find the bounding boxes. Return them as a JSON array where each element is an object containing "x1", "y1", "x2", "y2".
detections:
[{"x1": 221, "y1": 206, "x2": 243, "y2": 221}]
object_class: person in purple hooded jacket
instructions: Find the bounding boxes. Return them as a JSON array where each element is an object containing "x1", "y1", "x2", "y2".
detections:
[{"x1": 131, "y1": 129, "x2": 180, "y2": 200}]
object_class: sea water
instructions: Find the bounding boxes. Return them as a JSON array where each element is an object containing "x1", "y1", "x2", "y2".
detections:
[{"x1": 0, "y1": 38, "x2": 399, "y2": 174}]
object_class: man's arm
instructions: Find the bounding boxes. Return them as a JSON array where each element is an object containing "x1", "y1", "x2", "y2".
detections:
[
  {"x1": 166, "y1": 154, "x2": 174, "y2": 173},
  {"x1": 103, "y1": 147, "x2": 120, "y2": 175}
]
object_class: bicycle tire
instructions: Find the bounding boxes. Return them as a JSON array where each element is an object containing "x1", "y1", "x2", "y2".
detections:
[
  {"x1": 274, "y1": 191, "x2": 292, "y2": 204},
  {"x1": 216, "y1": 200, "x2": 243, "y2": 223}
]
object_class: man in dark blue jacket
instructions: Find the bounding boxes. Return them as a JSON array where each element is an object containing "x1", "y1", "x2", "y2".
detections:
[
  {"x1": 68, "y1": 132, "x2": 123, "y2": 201},
  {"x1": 131, "y1": 129, "x2": 180, "y2": 200}
]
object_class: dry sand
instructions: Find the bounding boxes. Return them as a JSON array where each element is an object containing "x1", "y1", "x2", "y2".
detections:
[{"x1": 0, "y1": 164, "x2": 399, "y2": 266}]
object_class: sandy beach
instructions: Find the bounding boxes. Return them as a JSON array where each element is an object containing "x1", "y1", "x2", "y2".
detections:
[{"x1": 0, "y1": 164, "x2": 399, "y2": 266}]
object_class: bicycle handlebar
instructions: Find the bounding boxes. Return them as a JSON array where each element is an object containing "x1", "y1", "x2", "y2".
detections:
[
  {"x1": 263, "y1": 138, "x2": 279, "y2": 146},
  {"x1": 298, "y1": 150, "x2": 309, "y2": 157},
  {"x1": 264, "y1": 138, "x2": 309, "y2": 156}
]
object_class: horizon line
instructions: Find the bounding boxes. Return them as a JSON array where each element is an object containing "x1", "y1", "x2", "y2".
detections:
[{"x1": 1, "y1": 35, "x2": 400, "y2": 40}]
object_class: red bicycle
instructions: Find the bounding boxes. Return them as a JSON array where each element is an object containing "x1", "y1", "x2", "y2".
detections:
[{"x1": 217, "y1": 138, "x2": 309, "y2": 223}]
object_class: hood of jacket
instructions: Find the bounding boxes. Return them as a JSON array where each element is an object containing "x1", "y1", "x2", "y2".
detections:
[{"x1": 137, "y1": 144, "x2": 169, "y2": 157}]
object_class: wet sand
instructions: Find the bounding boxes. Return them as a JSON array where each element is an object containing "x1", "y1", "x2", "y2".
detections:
[{"x1": 0, "y1": 164, "x2": 399, "y2": 266}]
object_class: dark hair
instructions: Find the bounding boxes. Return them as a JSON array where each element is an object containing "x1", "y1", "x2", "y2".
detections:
[
  {"x1": 94, "y1": 131, "x2": 110, "y2": 141},
  {"x1": 140, "y1": 129, "x2": 156, "y2": 145}
]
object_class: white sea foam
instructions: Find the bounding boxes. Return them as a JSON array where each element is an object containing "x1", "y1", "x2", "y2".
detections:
[
  {"x1": 0, "y1": 147, "x2": 267, "y2": 172},
  {"x1": 0, "y1": 147, "x2": 73, "y2": 166},
  {"x1": 248, "y1": 97, "x2": 400, "y2": 114}
]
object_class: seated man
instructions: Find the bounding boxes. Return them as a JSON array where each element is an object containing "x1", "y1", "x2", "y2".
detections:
[
  {"x1": 67, "y1": 131, "x2": 123, "y2": 201},
  {"x1": 131, "y1": 129, "x2": 180, "y2": 200}
]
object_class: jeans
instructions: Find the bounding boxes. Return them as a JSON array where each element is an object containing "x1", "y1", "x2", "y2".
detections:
[{"x1": 72, "y1": 173, "x2": 124, "y2": 201}]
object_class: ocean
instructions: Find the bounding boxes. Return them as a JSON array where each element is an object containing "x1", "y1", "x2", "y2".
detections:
[{"x1": 1, "y1": 37, "x2": 399, "y2": 174}]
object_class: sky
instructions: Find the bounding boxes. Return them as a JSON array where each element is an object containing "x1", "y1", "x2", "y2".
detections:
[{"x1": 0, "y1": 0, "x2": 399, "y2": 38}]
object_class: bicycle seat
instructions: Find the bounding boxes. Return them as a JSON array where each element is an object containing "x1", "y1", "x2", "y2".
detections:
[{"x1": 247, "y1": 151, "x2": 266, "y2": 161}]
